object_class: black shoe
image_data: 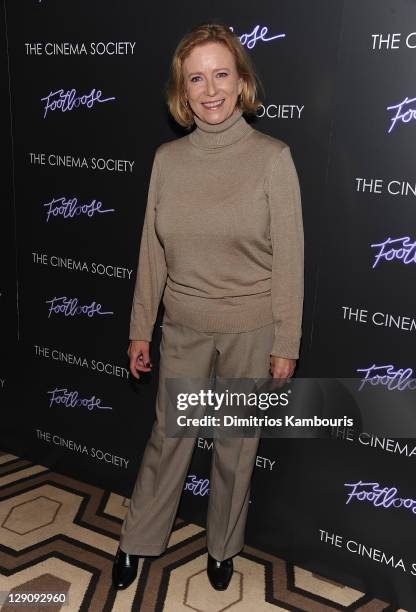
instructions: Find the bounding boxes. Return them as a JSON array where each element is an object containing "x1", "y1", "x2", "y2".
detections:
[
  {"x1": 207, "y1": 553, "x2": 234, "y2": 590},
  {"x1": 112, "y1": 545, "x2": 140, "y2": 590}
]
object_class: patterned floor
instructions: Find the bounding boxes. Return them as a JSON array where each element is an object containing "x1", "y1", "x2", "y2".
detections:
[{"x1": 0, "y1": 450, "x2": 405, "y2": 612}]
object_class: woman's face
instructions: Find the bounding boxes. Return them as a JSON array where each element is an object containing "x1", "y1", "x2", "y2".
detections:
[{"x1": 182, "y1": 41, "x2": 243, "y2": 125}]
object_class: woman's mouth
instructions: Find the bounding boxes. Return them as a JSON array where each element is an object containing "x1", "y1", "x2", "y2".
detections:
[{"x1": 201, "y1": 99, "x2": 225, "y2": 110}]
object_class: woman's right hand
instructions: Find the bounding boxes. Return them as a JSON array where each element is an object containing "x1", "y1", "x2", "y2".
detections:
[{"x1": 127, "y1": 340, "x2": 153, "y2": 380}]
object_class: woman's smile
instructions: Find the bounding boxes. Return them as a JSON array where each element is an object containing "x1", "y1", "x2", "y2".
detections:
[{"x1": 201, "y1": 98, "x2": 225, "y2": 110}]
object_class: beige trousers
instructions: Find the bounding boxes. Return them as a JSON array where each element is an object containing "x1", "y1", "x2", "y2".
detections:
[{"x1": 119, "y1": 313, "x2": 275, "y2": 561}]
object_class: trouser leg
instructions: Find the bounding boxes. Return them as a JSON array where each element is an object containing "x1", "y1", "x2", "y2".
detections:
[
  {"x1": 119, "y1": 316, "x2": 217, "y2": 555},
  {"x1": 206, "y1": 322, "x2": 275, "y2": 561}
]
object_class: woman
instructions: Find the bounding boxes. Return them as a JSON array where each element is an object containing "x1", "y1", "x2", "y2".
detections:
[{"x1": 112, "y1": 21, "x2": 304, "y2": 592}]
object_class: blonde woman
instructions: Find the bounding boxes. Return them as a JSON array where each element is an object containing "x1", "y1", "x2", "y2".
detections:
[{"x1": 112, "y1": 21, "x2": 304, "y2": 592}]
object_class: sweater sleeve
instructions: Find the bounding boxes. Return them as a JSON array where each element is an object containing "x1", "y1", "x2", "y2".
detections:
[
  {"x1": 267, "y1": 145, "x2": 304, "y2": 359},
  {"x1": 129, "y1": 148, "x2": 167, "y2": 341}
]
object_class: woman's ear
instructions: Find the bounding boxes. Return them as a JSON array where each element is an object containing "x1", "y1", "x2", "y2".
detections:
[{"x1": 238, "y1": 77, "x2": 243, "y2": 94}]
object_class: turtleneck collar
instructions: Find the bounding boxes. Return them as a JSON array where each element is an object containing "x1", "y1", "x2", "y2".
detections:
[{"x1": 189, "y1": 106, "x2": 254, "y2": 150}]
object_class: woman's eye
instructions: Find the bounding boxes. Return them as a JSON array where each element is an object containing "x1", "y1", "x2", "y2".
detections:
[{"x1": 190, "y1": 72, "x2": 228, "y2": 83}]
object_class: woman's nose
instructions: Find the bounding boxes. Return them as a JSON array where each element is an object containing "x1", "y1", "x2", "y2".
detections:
[{"x1": 205, "y1": 78, "x2": 218, "y2": 96}]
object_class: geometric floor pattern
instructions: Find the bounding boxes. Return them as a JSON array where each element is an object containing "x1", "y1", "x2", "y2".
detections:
[{"x1": 0, "y1": 450, "x2": 406, "y2": 611}]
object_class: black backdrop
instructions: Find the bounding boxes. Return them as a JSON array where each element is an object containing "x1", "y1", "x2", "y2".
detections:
[{"x1": 2, "y1": 1, "x2": 416, "y2": 607}]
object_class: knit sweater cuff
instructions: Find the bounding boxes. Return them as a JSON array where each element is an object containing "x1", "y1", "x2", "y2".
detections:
[
  {"x1": 270, "y1": 332, "x2": 300, "y2": 360},
  {"x1": 129, "y1": 318, "x2": 153, "y2": 342}
]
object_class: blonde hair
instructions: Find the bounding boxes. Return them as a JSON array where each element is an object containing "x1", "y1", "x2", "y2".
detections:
[{"x1": 165, "y1": 21, "x2": 264, "y2": 129}]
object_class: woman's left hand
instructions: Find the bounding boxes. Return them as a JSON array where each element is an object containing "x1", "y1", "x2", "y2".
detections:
[{"x1": 269, "y1": 355, "x2": 296, "y2": 379}]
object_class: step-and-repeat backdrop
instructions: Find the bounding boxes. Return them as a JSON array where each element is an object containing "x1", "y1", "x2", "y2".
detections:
[{"x1": 2, "y1": 0, "x2": 415, "y2": 607}]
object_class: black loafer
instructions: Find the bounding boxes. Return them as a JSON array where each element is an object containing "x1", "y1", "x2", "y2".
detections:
[
  {"x1": 207, "y1": 552, "x2": 234, "y2": 590},
  {"x1": 112, "y1": 545, "x2": 140, "y2": 590}
]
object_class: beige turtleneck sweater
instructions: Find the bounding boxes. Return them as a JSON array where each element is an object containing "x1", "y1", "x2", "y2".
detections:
[{"x1": 129, "y1": 107, "x2": 304, "y2": 359}]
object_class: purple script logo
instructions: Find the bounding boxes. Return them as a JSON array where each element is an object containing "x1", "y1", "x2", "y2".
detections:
[
  {"x1": 44, "y1": 196, "x2": 115, "y2": 222},
  {"x1": 41, "y1": 87, "x2": 116, "y2": 118},
  {"x1": 184, "y1": 474, "x2": 210, "y2": 496},
  {"x1": 48, "y1": 387, "x2": 112, "y2": 411},
  {"x1": 46, "y1": 296, "x2": 113, "y2": 318},
  {"x1": 345, "y1": 480, "x2": 416, "y2": 515},
  {"x1": 387, "y1": 96, "x2": 416, "y2": 133},
  {"x1": 229, "y1": 25, "x2": 285, "y2": 49},
  {"x1": 356, "y1": 364, "x2": 416, "y2": 391},
  {"x1": 371, "y1": 236, "x2": 416, "y2": 268}
]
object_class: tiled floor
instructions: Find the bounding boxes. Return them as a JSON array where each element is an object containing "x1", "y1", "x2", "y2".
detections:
[{"x1": 0, "y1": 450, "x2": 405, "y2": 611}]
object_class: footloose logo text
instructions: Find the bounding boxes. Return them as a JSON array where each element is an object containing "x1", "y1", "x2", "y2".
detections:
[
  {"x1": 387, "y1": 95, "x2": 416, "y2": 133},
  {"x1": 345, "y1": 481, "x2": 416, "y2": 515},
  {"x1": 41, "y1": 87, "x2": 116, "y2": 118},
  {"x1": 371, "y1": 235, "x2": 416, "y2": 267},
  {"x1": 47, "y1": 388, "x2": 112, "y2": 411},
  {"x1": 44, "y1": 196, "x2": 115, "y2": 221},
  {"x1": 356, "y1": 364, "x2": 416, "y2": 391},
  {"x1": 46, "y1": 296, "x2": 113, "y2": 318},
  {"x1": 184, "y1": 475, "x2": 210, "y2": 496},
  {"x1": 229, "y1": 25, "x2": 285, "y2": 49}
]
